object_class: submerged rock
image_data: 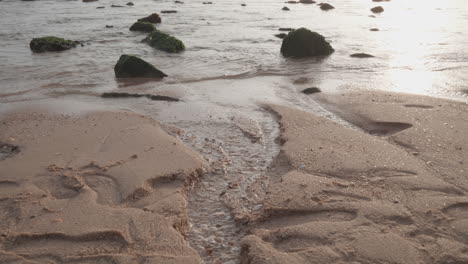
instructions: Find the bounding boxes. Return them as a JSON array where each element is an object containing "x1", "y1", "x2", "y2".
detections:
[
  {"x1": 370, "y1": 28, "x2": 379, "y2": 31},
  {"x1": 138, "y1": 13, "x2": 161, "y2": 24},
  {"x1": 0, "y1": 142, "x2": 19, "y2": 161},
  {"x1": 279, "y1": 27, "x2": 294, "y2": 31},
  {"x1": 161, "y1": 10, "x2": 178, "y2": 13},
  {"x1": 30, "y1": 36, "x2": 78, "y2": 53},
  {"x1": 96, "y1": 6, "x2": 105, "y2": 8},
  {"x1": 241, "y1": 3, "x2": 246, "y2": 6},
  {"x1": 319, "y1": 3, "x2": 334, "y2": 10},
  {"x1": 299, "y1": 0, "x2": 316, "y2": 3},
  {"x1": 111, "y1": 4, "x2": 124, "y2": 7},
  {"x1": 142, "y1": 30, "x2": 185, "y2": 53},
  {"x1": 285, "y1": 1, "x2": 298, "y2": 3},
  {"x1": 280, "y1": 28, "x2": 334, "y2": 58},
  {"x1": 302, "y1": 87, "x2": 321, "y2": 94},
  {"x1": 371, "y1": 6, "x2": 384, "y2": 13},
  {"x1": 83, "y1": 0, "x2": 97, "y2": 2},
  {"x1": 282, "y1": 6, "x2": 290, "y2": 10},
  {"x1": 114, "y1": 55, "x2": 168, "y2": 78},
  {"x1": 102, "y1": 92, "x2": 179, "y2": 101},
  {"x1": 129, "y1": 21, "x2": 156, "y2": 32},
  {"x1": 126, "y1": 2, "x2": 134, "y2": 5},
  {"x1": 175, "y1": 1, "x2": 184, "y2": 3},
  {"x1": 350, "y1": 53, "x2": 374, "y2": 58}
]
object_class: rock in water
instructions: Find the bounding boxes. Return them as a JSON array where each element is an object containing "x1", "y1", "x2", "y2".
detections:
[
  {"x1": 299, "y1": 0, "x2": 315, "y2": 3},
  {"x1": 114, "y1": 55, "x2": 167, "y2": 78},
  {"x1": 142, "y1": 30, "x2": 185, "y2": 53},
  {"x1": 275, "y1": 33, "x2": 287, "y2": 39},
  {"x1": 30, "y1": 36, "x2": 78, "y2": 53},
  {"x1": 280, "y1": 28, "x2": 334, "y2": 58},
  {"x1": 138, "y1": 13, "x2": 162, "y2": 23},
  {"x1": 319, "y1": 3, "x2": 334, "y2": 10},
  {"x1": 126, "y1": 2, "x2": 134, "y2": 5},
  {"x1": 302, "y1": 87, "x2": 321, "y2": 94},
  {"x1": 101, "y1": 92, "x2": 179, "y2": 101},
  {"x1": 282, "y1": 6, "x2": 290, "y2": 10},
  {"x1": 129, "y1": 21, "x2": 155, "y2": 32},
  {"x1": 350, "y1": 53, "x2": 374, "y2": 58},
  {"x1": 371, "y1": 6, "x2": 384, "y2": 13}
]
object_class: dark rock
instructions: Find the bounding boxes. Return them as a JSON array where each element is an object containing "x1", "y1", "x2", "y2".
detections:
[
  {"x1": 161, "y1": 10, "x2": 178, "y2": 13},
  {"x1": 319, "y1": 3, "x2": 334, "y2": 10},
  {"x1": 350, "y1": 53, "x2": 374, "y2": 58},
  {"x1": 83, "y1": 0, "x2": 97, "y2": 2},
  {"x1": 299, "y1": 0, "x2": 315, "y2": 3},
  {"x1": 102, "y1": 92, "x2": 179, "y2": 102},
  {"x1": 175, "y1": 1, "x2": 184, "y2": 3},
  {"x1": 282, "y1": 6, "x2": 290, "y2": 10},
  {"x1": 370, "y1": 28, "x2": 379, "y2": 31},
  {"x1": 280, "y1": 28, "x2": 334, "y2": 58},
  {"x1": 285, "y1": 1, "x2": 298, "y2": 3},
  {"x1": 0, "y1": 143, "x2": 19, "y2": 161},
  {"x1": 203, "y1": 1, "x2": 213, "y2": 4},
  {"x1": 106, "y1": 25, "x2": 114, "y2": 28},
  {"x1": 241, "y1": 3, "x2": 246, "y2": 6},
  {"x1": 111, "y1": 4, "x2": 124, "y2": 7},
  {"x1": 126, "y1": 2, "x2": 134, "y2": 6},
  {"x1": 114, "y1": 55, "x2": 168, "y2": 78},
  {"x1": 138, "y1": 13, "x2": 162, "y2": 24},
  {"x1": 275, "y1": 33, "x2": 287, "y2": 39},
  {"x1": 302, "y1": 87, "x2": 321, "y2": 94},
  {"x1": 371, "y1": 6, "x2": 384, "y2": 13},
  {"x1": 279, "y1": 27, "x2": 294, "y2": 31},
  {"x1": 96, "y1": 6, "x2": 105, "y2": 8},
  {"x1": 142, "y1": 30, "x2": 185, "y2": 53},
  {"x1": 129, "y1": 21, "x2": 156, "y2": 32},
  {"x1": 30, "y1": 36, "x2": 79, "y2": 53}
]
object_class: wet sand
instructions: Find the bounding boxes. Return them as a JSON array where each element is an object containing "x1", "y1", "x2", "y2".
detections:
[
  {"x1": 0, "y1": 108, "x2": 205, "y2": 263},
  {"x1": 241, "y1": 91, "x2": 468, "y2": 264},
  {"x1": 1, "y1": 91, "x2": 467, "y2": 263}
]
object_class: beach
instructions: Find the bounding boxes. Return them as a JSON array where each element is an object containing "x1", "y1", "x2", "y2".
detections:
[
  {"x1": 1, "y1": 0, "x2": 468, "y2": 263},
  {"x1": 1, "y1": 91, "x2": 467, "y2": 263}
]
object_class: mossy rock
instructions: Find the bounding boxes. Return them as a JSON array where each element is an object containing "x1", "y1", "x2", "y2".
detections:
[
  {"x1": 114, "y1": 55, "x2": 168, "y2": 78},
  {"x1": 129, "y1": 21, "x2": 156, "y2": 32},
  {"x1": 280, "y1": 28, "x2": 334, "y2": 58},
  {"x1": 30, "y1": 36, "x2": 78, "y2": 53},
  {"x1": 142, "y1": 30, "x2": 185, "y2": 53}
]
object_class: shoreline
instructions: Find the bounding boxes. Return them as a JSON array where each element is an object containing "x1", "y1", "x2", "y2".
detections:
[{"x1": 1, "y1": 90, "x2": 467, "y2": 263}]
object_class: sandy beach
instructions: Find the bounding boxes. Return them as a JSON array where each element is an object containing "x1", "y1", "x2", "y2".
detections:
[
  {"x1": 242, "y1": 91, "x2": 468, "y2": 264},
  {"x1": 0, "y1": 107, "x2": 205, "y2": 263},
  {"x1": 0, "y1": 91, "x2": 466, "y2": 263}
]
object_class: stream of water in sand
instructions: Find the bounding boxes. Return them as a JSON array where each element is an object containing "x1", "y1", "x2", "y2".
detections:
[{"x1": 1, "y1": 0, "x2": 468, "y2": 263}]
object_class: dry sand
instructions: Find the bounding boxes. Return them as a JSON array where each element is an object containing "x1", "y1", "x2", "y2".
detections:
[
  {"x1": 0, "y1": 108, "x2": 205, "y2": 263},
  {"x1": 241, "y1": 92, "x2": 468, "y2": 264}
]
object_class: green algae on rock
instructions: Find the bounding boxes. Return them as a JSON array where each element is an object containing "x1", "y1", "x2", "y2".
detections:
[
  {"x1": 142, "y1": 30, "x2": 185, "y2": 53},
  {"x1": 29, "y1": 36, "x2": 79, "y2": 53},
  {"x1": 280, "y1": 28, "x2": 334, "y2": 58},
  {"x1": 129, "y1": 21, "x2": 156, "y2": 32},
  {"x1": 114, "y1": 55, "x2": 167, "y2": 78}
]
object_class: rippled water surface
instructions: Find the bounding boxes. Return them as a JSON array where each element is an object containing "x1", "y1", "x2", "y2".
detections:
[{"x1": 1, "y1": 0, "x2": 468, "y2": 102}]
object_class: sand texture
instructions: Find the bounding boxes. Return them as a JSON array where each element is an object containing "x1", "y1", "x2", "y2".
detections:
[
  {"x1": 0, "y1": 110, "x2": 205, "y2": 263},
  {"x1": 241, "y1": 92, "x2": 468, "y2": 264}
]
